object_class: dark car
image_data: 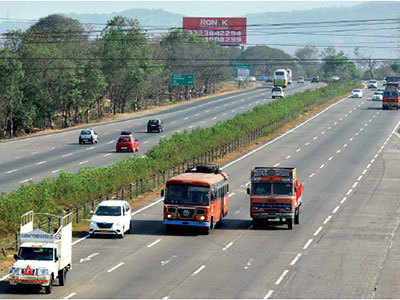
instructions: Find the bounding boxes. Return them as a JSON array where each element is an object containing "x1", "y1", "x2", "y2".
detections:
[
  {"x1": 147, "y1": 119, "x2": 164, "y2": 133},
  {"x1": 311, "y1": 76, "x2": 320, "y2": 83}
]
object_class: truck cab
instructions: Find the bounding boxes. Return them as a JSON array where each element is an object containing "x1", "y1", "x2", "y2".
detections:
[
  {"x1": 8, "y1": 211, "x2": 72, "y2": 294},
  {"x1": 247, "y1": 167, "x2": 303, "y2": 229}
]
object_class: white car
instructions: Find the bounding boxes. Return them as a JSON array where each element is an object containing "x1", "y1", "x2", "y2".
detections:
[
  {"x1": 249, "y1": 76, "x2": 257, "y2": 82},
  {"x1": 297, "y1": 77, "x2": 305, "y2": 83},
  {"x1": 89, "y1": 200, "x2": 132, "y2": 238},
  {"x1": 368, "y1": 80, "x2": 378, "y2": 89},
  {"x1": 372, "y1": 91, "x2": 383, "y2": 101},
  {"x1": 79, "y1": 129, "x2": 98, "y2": 144},
  {"x1": 351, "y1": 89, "x2": 363, "y2": 98},
  {"x1": 271, "y1": 87, "x2": 285, "y2": 99}
]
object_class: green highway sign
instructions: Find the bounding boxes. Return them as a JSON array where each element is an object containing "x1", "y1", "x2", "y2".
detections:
[
  {"x1": 171, "y1": 74, "x2": 194, "y2": 86},
  {"x1": 233, "y1": 63, "x2": 250, "y2": 78}
]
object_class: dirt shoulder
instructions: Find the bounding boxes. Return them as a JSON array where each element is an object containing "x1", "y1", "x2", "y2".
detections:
[{"x1": 0, "y1": 82, "x2": 262, "y2": 143}]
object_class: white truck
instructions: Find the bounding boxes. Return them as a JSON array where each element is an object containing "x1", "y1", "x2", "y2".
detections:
[{"x1": 8, "y1": 211, "x2": 72, "y2": 294}]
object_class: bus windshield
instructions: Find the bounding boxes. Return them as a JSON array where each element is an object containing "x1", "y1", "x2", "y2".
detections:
[{"x1": 165, "y1": 184, "x2": 210, "y2": 205}]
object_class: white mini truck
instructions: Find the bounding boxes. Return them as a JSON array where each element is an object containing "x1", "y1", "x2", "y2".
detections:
[{"x1": 8, "y1": 211, "x2": 72, "y2": 294}]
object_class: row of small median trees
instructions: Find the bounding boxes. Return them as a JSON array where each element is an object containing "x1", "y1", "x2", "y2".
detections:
[{"x1": 0, "y1": 80, "x2": 360, "y2": 237}]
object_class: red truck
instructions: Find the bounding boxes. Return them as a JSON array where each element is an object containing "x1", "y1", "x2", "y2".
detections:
[{"x1": 247, "y1": 167, "x2": 303, "y2": 230}]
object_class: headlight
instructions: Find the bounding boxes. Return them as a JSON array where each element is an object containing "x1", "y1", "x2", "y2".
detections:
[
  {"x1": 37, "y1": 268, "x2": 49, "y2": 276},
  {"x1": 90, "y1": 221, "x2": 96, "y2": 226}
]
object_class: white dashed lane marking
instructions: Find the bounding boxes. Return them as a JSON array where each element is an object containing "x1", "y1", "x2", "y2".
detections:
[
  {"x1": 289, "y1": 253, "x2": 302, "y2": 266},
  {"x1": 191, "y1": 265, "x2": 206, "y2": 276},
  {"x1": 107, "y1": 262, "x2": 124, "y2": 273},
  {"x1": 323, "y1": 215, "x2": 332, "y2": 224},
  {"x1": 303, "y1": 239, "x2": 313, "y2": 250},
  {"x1": 275, "y1": 270, "x2": 289, "y2": 285}
]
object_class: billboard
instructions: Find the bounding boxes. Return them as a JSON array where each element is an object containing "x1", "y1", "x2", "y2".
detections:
[{"x1": 183, "y1": 17, "x2": 247, "y2": 45}]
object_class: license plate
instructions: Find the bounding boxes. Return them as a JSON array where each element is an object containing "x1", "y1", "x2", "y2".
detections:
[{"x1": 122, "y1": 147, "x2": 127, "y2": 150}]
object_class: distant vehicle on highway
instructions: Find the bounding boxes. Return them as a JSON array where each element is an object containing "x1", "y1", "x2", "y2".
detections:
[
  {"x1": 249, "y1": 76, "x2": 257, "y2": 82},
  {"x1": 272, "y1": 86, "x2": 285, "y2": 99},
  {"x1": 311, "y1": 76, "x2": 320, "y2": 83},
  {"x1": 331, "y1": 75, "x2": 340, "y2": 81},
  {"x1": 89, "y1": 200, "x2": 132, "y2": 238},
  {"x1": 116, "y1": 135, "x2": 138, "y2": 153},
  {"x1": 384, "y1": 74, "x2": 400, "y2": 85},
  {"x1": 147, "y1": 119, "x2": 164, "y2": 133},
  {"x1": 273, "y1": 69, "x2": 288, "y2": 88},
  {"x1": 383, "y1": 81, "x2": 400, "y2": 110},
  {"x1": 372, "y1": 91, "x2": 383, "y2": 101},
  {"x1": 368, "y1": 80, "x2": 378, "y2": 89},
  {"x1": 351, "y1": 89, "x2": 363, "y2": 98},
  {"x1": 161, "y1": 165, "x2": 229, "y2": 234},
  {"x1": 297, "y1": 76, "x2": 305, "y2": 83},
  {"x1": 79, "y1": 129, "x2": 98, "y2": 144},
  {"x1": 120, "y1": 131, "x2": 132, "y2": 136},
  {"x1": 247, "y1": 167, "x2": 303, "y2": 230}
]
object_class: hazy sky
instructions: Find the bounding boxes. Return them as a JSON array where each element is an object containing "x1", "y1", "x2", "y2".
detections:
[{"x1": 1, "y1": 1, "x2": 359, "y2": 19}]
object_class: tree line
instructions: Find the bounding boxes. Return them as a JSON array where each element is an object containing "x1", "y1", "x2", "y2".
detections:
[{"x1": 0, "y1": 14, "x2": 368, "y2": 138}]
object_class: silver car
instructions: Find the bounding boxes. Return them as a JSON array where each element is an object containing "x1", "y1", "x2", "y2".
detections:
[{"x1": 79, "y1": 129, "x2": 98, "y2": 144}]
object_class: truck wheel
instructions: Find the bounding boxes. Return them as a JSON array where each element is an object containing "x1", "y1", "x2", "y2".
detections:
[
  {"x1": 165, "y1": 224, "x2": 173, "y2": 234},
  {"x1": 252, "y1": 219, "x2": 260, "y2": 229},
  {"x1": 295, "y1": 207, "x2": 300, "y2": 225},
  {"x1": 287, "y1": 218, "x2": 294, "y2": 230},
  {"x1": 58, "y1": 269, "x2": 66, "y2": 286},
  {"x1": 129, "y1": 220, "x2": 134, "y2": 234},
  {"x1": 45, "y1": 277, "x2": 53, "y2": 294}
]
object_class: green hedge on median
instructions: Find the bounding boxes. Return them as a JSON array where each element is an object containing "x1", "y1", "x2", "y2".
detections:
[{"x1": 0, "y1": 80, "x2": 359, "y2": 235}]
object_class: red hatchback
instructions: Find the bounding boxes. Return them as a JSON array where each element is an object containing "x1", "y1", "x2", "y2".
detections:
[{"x1": 116, "y1": 136, "x2": 139, "y2": 152}]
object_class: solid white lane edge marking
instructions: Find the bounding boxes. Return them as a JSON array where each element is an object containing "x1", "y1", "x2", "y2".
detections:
[
  {"x1": 303, "y1": 239, "x2": 313, "y2": 250},
  {"x1": 264, "y1": 290, "x2": 274, "y2": 299},
  {"x1": 147, "y1": 239, "x2": 161, "y2": 248},
  {"x1": 191, "y1": 265, "x2": 206, "y2": 276},
  {"x1": 132, "y1": 197, "x2": 163, "y2": 216},
  {"x1": 332, "y1": 205, "x2": 340, "y2": 214},
  {"x1": 212, "y1": 117, "x2": 217, "y2": 120},
  {"x1": 107, "y1": 140, "x2": 114, "y2": 144},
  {"x1": 275, "y1": 270, "x2": 289, "y2": 285},
  {"x1": 337, "y1": 149, "x2": 341, "y2": 153},
  {"x1": 64, "y1": 292, "x2": 77, "y2": 299},
  {"x1": 352, "y1": 182, "x2": 358, "y2": 188},
  {"x1": 273, "y1": 163, "x2": 280, "y2": 167},
  {"x1": 86, "y1": 146, "x2": 95, "y2": 150},
  {"x1": 323, "y1": 215, "x2": 332, "y2": 224},
  {"x1": 313, "y1": 136, "x2": 318, "y2": 140},
  {"x1": 222, "y1": 241, "x2": 234, "y2": 251},
  {"x1": 79, "y1": 161, "x2": 88, "y2": 165},
  {"x1": 107, "y1": 262, "x2": 124, "y2": 273},
  {"x1": 104, "y1": 153, "x2": 112, "y2": 157},
  {"x1": 346, "y1": 189, "x2": 353, "y2": 196},
  {"x1": 143, "y1": 141, "x2": 149, "y2": 144},
  {"x1": 313, "y1": 226, "x2": 323, "y2": 236},
  {"x1": 305, "y1": 142, "x2": 310, "y2": 146},
  {"x1": 340, "y1": 197, "x2": 347, "y2": 204},
  {"x1": 62, "y1": 153, "x2": 73, "y2": 158},
  {"x1": 52, "y1": 169, "x2": 61, "y2": 174},
  {"x1": 328, "y1": 156, "x2": 334, "y2": 161},
  {"x1": 309, "y1": 173, "x2": 315, "y2": 178},
  {"x1": 289, "y1": 253, "x2": 302, "y2": 266},
  {"x1": 5, "y1": 169, "x2": 18, "y2": 174},
  {"x1": 72, "y1": 234, "x2": 90, "y2": 246},
  {"x1": 296, "y1": 148, "x2": 301, "y2": 152},
  {"x1": 320, "y1": 164, "x2": 325, "y2": 169},
  {"x1": 36, "y1": 161, "x2": 47, "y2": 165},
  {"x1": 357, "y1": 175, "x2": 363, "y2": 181},
  {"x1": 184, "y1": 117, "x2": 189, "y2": 120},
  {"x1": 20, "y1": 178, "x2": 32, "y2": 184}
]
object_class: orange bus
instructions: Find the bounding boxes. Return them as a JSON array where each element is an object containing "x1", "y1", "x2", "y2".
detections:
[{"x1": 161, "y1": 165, "x2": 229, "y2": 234}]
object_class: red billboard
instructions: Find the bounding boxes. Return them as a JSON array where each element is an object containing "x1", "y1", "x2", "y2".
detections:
[{"x1": 182, "y1": 17, "x2": 247, "y2": 45}]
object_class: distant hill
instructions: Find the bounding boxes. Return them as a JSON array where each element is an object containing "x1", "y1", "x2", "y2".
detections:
[{"x1": 0, "y1": 2, "x2": 398, "y2": 58}]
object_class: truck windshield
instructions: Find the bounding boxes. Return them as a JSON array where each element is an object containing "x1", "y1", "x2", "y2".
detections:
[
  {"x1": 274, "y1": 182, "x2": 293, "y2": 195},
  {"x1": 18, "y1": 247, "x2": 53, "y2": 261},
  {"x1": 252, "y1": 182, "x2": 272, "y2": 195},
  {"x1": 95, "y1": 206, "x2": 121, "y2": 216},
  {"x1": 165, "y1": 184, "x2": 210, "y2": 205}
]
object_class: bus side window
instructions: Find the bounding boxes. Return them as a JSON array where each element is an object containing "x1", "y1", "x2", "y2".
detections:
[{"x1": 211, "y1": 187, "x2": 217, "y2": 203}]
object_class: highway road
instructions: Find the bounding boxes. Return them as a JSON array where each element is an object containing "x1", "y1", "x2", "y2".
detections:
[
  {"x1": 2, "y1": 84, "x2": 400, "y2": 299},
  {"x1": 0, "y1": 81, "x2": 320, "y2": 192}
]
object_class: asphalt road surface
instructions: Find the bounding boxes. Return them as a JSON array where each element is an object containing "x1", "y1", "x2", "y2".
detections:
[
  {"x1": 0, "y1": 81, "x2": 320, "y2": 192},
  {"x1": 2, "y1": 84, "x2": 400, "y2": 299}
]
